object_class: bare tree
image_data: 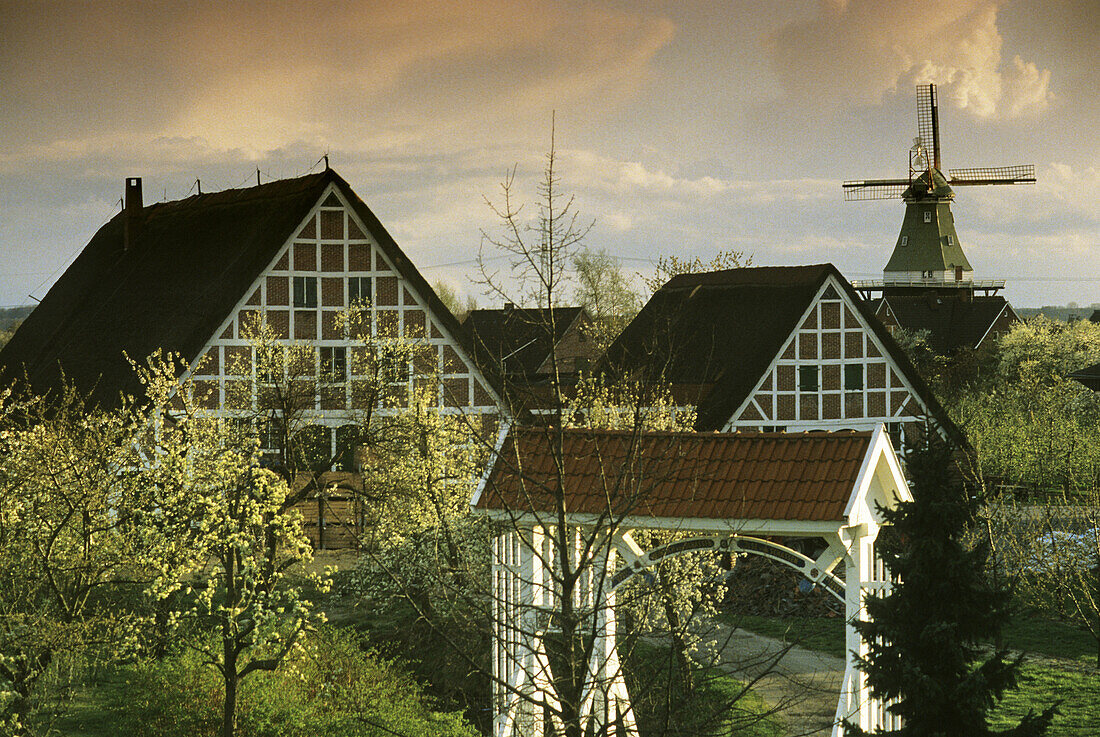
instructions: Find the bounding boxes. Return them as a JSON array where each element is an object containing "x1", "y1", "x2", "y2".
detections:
[{"x1": 360, "y1": 128, "x2": 789, "y2": 737}]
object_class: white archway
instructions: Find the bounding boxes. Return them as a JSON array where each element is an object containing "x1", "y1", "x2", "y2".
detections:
[{"x1": 475, "y1": 425, "x2": 910, "y2": 737}]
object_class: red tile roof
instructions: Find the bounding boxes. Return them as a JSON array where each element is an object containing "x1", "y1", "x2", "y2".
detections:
[{"x1": 475, "y1": 428, "x2": 874, "y2": 522}]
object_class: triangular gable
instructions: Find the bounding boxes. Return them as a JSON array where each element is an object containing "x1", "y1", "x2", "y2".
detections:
[
  {"x1": 0, "y1": 170, "x2": 504, "y2": 411},
  {"x1": 0, "y1": 173, "x2": 332, "y2": 406},
  {"x1": 704, "y1": 270, "x2": 964, "y2": 446},
  {"x1": 844, "y1": 425, "x2": 912, "y2": 527},
  {"x1": 186, "y1": 177, "x2": 502, "y2": 411}
]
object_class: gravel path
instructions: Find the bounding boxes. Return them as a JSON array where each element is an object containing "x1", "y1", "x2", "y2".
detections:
[{"x1": 699, "y1": 622, "x2": 846, "y2": 737}]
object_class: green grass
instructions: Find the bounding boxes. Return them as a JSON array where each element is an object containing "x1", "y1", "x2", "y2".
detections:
[
  {"x1": 723, "y1": 612, "x2": 1096, "y2": 664},
  {"x1": 719, "y1": 614, "x2": 846, "y2": 658},
  {"x1": 32, "y1": 673, "x2": 128, "y2": 737},
  {"x1": 1002, "y1": 616, "x2": 1097, "y2": 664},
  {"x1": 624, "y1": 641, "x2": 784, "y2": 737},
  {"x1": 988, "y1": 663, "x2": 1100, "y2": 737},
  {"x1": 723, "y1": 612, "x2": 1099, "y2": 736}
]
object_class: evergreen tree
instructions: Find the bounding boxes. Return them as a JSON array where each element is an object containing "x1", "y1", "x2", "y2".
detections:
[{"x1": 846, "y1": 436, "x2": 1057, "y2": 736}]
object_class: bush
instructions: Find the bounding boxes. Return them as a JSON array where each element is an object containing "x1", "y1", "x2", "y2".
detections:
[{"x1": 105, "y1": 627, "x2": 478, "y2": 737}]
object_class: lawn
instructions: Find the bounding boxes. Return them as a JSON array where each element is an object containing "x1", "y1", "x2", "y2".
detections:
[
  {"x1": 724, "y1": 612, "x2": 1099, "y2": 736},
  {"x1": 988, "y1": 663, "x2": 1100, "y2": 737},
  {"x1": 719, "y1": 613, "x2": 846, "y2": 658}
]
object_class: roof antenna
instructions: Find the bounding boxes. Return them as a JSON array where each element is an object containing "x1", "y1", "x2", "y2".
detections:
[
  {"x1": 196, "y1": 178, "x2": 202, "y2": 195},
  {"x1": 323, "y1": 153, "x2": 329, "y2": 171},
  {"x1": 257, "y1": 168, "x2": 261, "y2": 186}
]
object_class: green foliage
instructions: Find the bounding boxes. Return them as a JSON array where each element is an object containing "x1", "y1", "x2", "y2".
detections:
[
  {"x1": 0, "y1": 385, "x2": 153, "y2": 733},
  {"x1": 351, "y1": 386, "x2": 492, "y2": 725},
  {"x1": 431, "y1": 281, "x2": 477, "y2": 322},
  {"x1": 920, "y1": 317, "x2": 1100, "y2": 495},
  {"x1": 136, "y1": 355, "x2": 329, "y2": 737},
  {"x1": 104, "y1": 628, "x2": 478, "y2": 737},
  {"x1": 848, "y1": 437, "x2": 1056, "y2": 737},
  {"x1": 571, "y1": 247, "x2": 642, "y2": 351},
  {"x1": 642, "y1": 250, "x2": 752, "y2": 295}
]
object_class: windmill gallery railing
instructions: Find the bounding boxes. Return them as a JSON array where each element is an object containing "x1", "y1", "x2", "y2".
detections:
[{"x1": 473, "y1": 426, "x2": 912, "y2": 737}]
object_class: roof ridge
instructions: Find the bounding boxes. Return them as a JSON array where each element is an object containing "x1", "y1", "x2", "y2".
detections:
[
  {"x1": 140, "y1": 170, "x2": 333, "y2": 215},
  {"x1": 514, "y1": 427, "x2": 872, "y2": 439}
]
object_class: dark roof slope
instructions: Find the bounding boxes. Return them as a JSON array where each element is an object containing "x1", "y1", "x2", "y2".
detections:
[
  {"x1": 463, "y1": 306, "x2": 587, "y2": 378},
  {"x1": 0, "y1": 169, "x2": 482, "y2": 406},
  {"x1": 475, "y1": 427, "x2": 873, "y2": 521},
  {"x1": 1070, "y1": 362, "x2": 1100, "y2": 391},
  {"x1": 879, "y1": 295, "x2": 1010, "y2": 353},
  {"x1": 599, "y1": 264, "x2": 964, "y2": 444},
  {"x1": 601, "y1": 265, "x2": 829, "y2": 390}
]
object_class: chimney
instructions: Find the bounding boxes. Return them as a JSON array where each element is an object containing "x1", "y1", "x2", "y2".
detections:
[{"x1": 124, "y1": 177, "x2": 143, "y2": 252}]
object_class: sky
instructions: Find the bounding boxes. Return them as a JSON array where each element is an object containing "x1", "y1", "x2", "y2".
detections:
[{"x1": 1, "y1": 0, "x2": 1097, "y2": 309}]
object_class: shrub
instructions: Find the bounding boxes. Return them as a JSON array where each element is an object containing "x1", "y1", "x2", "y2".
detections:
[{"x1": 105, "y1": 627, "x2": 477, "y2": 737}]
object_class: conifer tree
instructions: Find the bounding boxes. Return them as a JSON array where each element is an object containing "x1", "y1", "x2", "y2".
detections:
[{"x1": 846, "y1": 435, "x2": 1056, "y2": 736}]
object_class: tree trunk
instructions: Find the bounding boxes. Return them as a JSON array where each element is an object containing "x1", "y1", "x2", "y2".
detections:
[
  {"x1": 1095, "y1": 564, "x2": 1100, "y2": 668},
  {"x1": 223, "y1": 652, "x2": 238, "y2": 737}
]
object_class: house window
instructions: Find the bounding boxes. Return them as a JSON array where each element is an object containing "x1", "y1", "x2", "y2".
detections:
[
  {"x1": 294, "y1": 276, "x2": 318, "y2": 308},
  {"x1": 259, "y1": 418, "x2": 284, "y2": 452},
  {"x1": 349, "y1": 277, "x2": 371, "y2": 305},
  {"x1": 900, "y1": 236, "x2": 908, "y2": 247},
  {"x1": 947, "y1": 234, "x2": 954, "y2": 246},
  {"x1": 388, "y1": 356, "x2": 410, "y2": 383},
  {"x1": 798, "y1": 366, "x2": 819, "y2": 392},
  {"x1": 844, "y1": 364, "x2": 864, "y2": 391},
  {"x1": 923, "y1": 211, "x2": 932, "y2": 223},
  {"x1": 762, "y1": 425, "x2": 787, "y2": 433},
  {"x1": 320, "y1": 346, "x2": 347, "y2": 383}
]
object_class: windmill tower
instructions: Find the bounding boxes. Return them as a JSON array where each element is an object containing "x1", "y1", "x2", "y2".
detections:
[{"x1": 844, "y1": 83, "x2": 1035, "y2": 300}]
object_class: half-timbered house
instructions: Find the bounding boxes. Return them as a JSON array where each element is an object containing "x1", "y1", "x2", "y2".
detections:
[
  {"x1": 601, "y1": 264, "x2": 963, "y2": 451},
  {"x1": 0, "y1": 169, "x2": 502, "y2": 545}
]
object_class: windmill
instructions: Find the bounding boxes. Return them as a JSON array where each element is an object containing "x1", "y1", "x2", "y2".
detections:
[{"x1": 844, "y1": 83, "x2": 1035, "y2": 298}]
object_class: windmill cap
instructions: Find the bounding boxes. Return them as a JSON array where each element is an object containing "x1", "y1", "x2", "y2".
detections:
[{"x1": 903, "y1": 168, "x2": 954, "y2": 201}]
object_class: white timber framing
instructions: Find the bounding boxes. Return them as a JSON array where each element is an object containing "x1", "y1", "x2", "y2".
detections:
[
  {"x1": 721, "y1": 274, "x2": 932, "y2": 450},
  {"x1": 178, "y1": 180, "x2": 503, "y2": 457},
  {"x1": 475, "y1": 425, "x2": 911, "y2": 737}
]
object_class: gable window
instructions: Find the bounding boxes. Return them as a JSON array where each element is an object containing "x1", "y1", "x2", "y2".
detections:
[
  {"x1": 294, "y1": 276, "x2": 318, "y2": 308},
  {"x1": 320, "y1": 346, "x2": 347, "y2": 383},
  {"x1": 900, "y1": 235, "x2": 908, "y2": 247},
  {"x1": 259, "y1": 418, "x2": 284, "y2": 452},
  {"x1": 844, "y1": 364, "x2": 864, "y2": 391},
  {"x1": 349, "y1": 277, "x2": 371, "y2": 306},
  {"x1": 923, "y1": 211, "x2": 932, "y2": 223},
  {"x1": 798, "y1": 366, "x2": 819, "y2": 392},
  {"x1": 387, "y1": 355, "x2": 410, "y2": 383},
  {"x1": 946, "y1": 234, "x2": 954, "y2": 246}
]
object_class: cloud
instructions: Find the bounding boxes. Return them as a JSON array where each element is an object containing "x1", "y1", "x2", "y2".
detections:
[
  {"x1": 768, "y1": 0, "x2": 1053, "y2": 119},
  {"x1": 0, "y1": 1, "x2": 675, "y2": 158}
]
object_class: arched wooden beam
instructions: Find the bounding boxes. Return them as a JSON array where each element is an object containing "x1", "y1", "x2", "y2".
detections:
[{"x1": 610, "y1": 534, "x2": 846, "y2": 604}]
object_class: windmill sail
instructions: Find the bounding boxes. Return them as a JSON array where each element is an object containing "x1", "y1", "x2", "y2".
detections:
[
  {"x1": 949, "y1": 164, "x2": 1036, "y2": 186},
  {"x1": 842, "y1": 179, "x2": 910, "y2": 201},
  {"x1": 916, "y1": 84, "x2": 941, "y2": 170}
]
